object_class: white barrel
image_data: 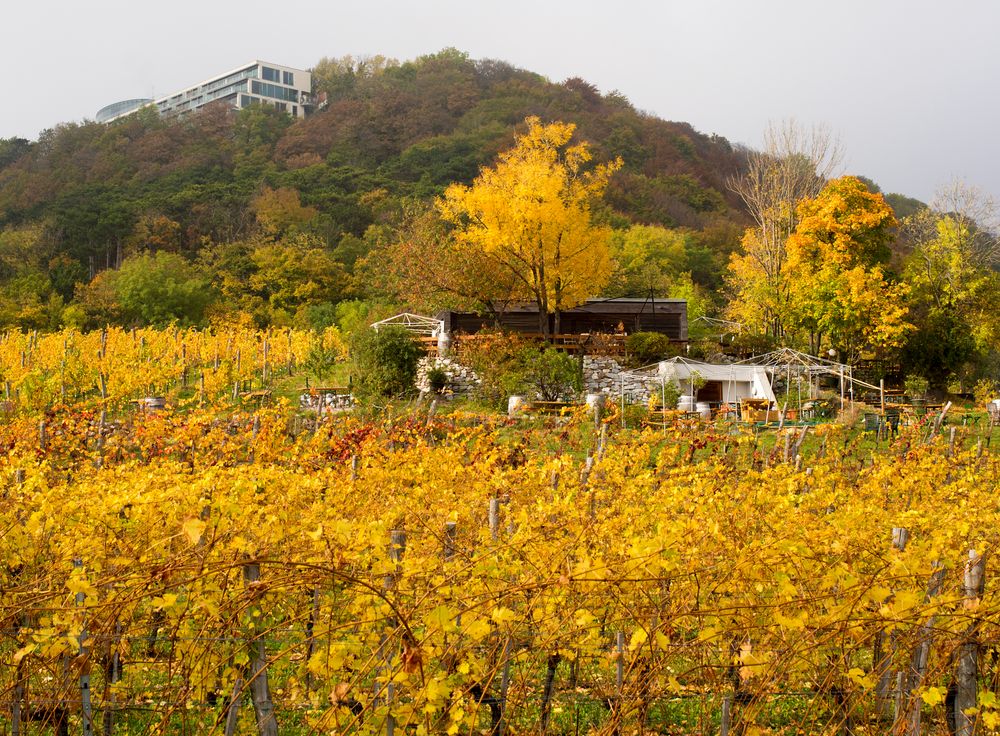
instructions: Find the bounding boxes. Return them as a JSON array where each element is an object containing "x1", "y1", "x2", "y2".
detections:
[
  {"x1": 696, "y1": 401, "x2": 712, "y2": 419},
  {"x1": 677, "y1": 395, "x2": 695, "y2": 412},
  {"x1": 508, "y1": 395, "x2": 525, "y2": 418},
  {"x1": 585, "y1": 393, "x2": 605, "y2": 410}
]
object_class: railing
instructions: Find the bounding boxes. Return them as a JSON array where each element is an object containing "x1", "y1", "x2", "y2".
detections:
[{"x1": 420, "y1": 333, "x2": 630, "y2": 356}]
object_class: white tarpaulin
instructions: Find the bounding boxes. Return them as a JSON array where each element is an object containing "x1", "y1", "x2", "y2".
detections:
[
  {"x1": 656, "y1": 359, "x2": 777, "y2": 405},
  {"x1": 620, "y1": 357, "x2": 777, "y2": 406}
]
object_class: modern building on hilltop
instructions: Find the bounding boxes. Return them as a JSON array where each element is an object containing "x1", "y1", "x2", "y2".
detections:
[{"x1": 97, "y1": 61, "x2": 314, "y2": 123}]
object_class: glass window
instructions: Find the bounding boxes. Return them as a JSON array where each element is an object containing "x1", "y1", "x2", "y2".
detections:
[
  {"x1": 251, "y1": 80, "x2": 261, "y2": 94},
  {"x1": 283, "y1": 71, "x2": 294, "y2": 86},
  {"x1": 292, "y1": 105, "x2": 297, "y2": 117}
]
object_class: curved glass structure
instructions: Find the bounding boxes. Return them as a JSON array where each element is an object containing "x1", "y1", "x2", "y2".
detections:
[{"x1": 95, "y1": 99, "x2": 154, "y2": 123}]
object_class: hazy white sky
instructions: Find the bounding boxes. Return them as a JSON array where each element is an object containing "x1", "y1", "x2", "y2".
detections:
[{"x1": 4, "y1": 0, "x2": 998, "y2": 203}]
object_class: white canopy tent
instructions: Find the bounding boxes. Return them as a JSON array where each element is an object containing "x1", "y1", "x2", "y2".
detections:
[
  {"x1": 619, "y1": 356, "x2": 777, "y2": 410},
  {"x1": 656, "y1": 357, "x2": 776, "y2": 405}
]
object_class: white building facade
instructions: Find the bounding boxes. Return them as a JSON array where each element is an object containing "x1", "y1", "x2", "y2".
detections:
[{"x1": 98, "y1": 61, "x2": 313, "y2": 123}]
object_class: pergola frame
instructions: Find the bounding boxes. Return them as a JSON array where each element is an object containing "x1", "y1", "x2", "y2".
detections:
[
  {"x1": 370, "y1": 313, "x2": 445, "y2": 337},
  {"x1": 616, "y1": 348, "x2": 882, "y2": 422},
  {"x1": 736, "y1": 348, "x2": 860, "y2": 412}
]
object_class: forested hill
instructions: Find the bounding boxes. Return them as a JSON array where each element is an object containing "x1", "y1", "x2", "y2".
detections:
[{"x1": 0, "y1": 49, "x2": 751, "y2": 328}]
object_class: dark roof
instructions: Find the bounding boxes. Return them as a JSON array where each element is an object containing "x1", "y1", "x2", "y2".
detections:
[{"x1": 441, "y1": 298, "x2": 688, "y2": 340}]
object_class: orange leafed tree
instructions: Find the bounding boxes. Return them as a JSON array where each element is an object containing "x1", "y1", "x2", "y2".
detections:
[{"x1": 375, "y1": 203, "x2": 523, "y2": 317}]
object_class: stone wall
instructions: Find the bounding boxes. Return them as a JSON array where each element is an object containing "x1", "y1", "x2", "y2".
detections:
[
  {"x1": 583, "y1": 356, "x2": 662, "y2": 404},
  {"x1": 300, "y1": 391, "x2": 354, "y2": 412},
  {"x1": 415, "y1": 354, "x2": 664, "y2": 403},
  {"x1": 416, "y1": 357, "x2": 481, "y2": 397}
]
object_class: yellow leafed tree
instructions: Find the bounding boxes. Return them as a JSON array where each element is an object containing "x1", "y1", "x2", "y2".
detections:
[
  {"x1": 782, "y1": 176, "x2": 911, "y2": 360},
  {"x1": 437, "y1": 117, "x2": 621, "y2": 338}
]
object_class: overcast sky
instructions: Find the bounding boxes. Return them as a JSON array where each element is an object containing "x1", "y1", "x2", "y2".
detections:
[{"x1": 3, "y1": 0, "x2": 998, "y2": 203}]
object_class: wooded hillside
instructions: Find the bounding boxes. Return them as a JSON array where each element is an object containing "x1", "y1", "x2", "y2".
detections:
[{"x1": 0, "y1": 49, "x2": 749, "y2": 331}]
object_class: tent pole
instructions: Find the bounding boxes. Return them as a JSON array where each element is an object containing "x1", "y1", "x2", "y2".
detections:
[
  {"x1": 840, "y1": 367, "x2": 845, "y2": 411},
  {"x1": 661, "y1": 377, "x2": 666, "y2": 436},
  {"x1": 786, "y1": 363, "x2": 790, "y2": 411}
]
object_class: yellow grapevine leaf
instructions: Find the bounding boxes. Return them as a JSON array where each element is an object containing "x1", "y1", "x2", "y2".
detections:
[
  {"x1": 921, "y1": 686, "x2": 946, "y2": 707},
  {"x1": 182, "y1": 518, "x2": 206, "y2": 545}
]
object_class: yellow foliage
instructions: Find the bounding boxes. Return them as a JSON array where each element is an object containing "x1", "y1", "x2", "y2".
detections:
[{"x1": 438, "y1": 117, "x2": 620, "y2": 331}]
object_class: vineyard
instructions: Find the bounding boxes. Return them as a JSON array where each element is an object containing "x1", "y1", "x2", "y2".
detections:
[
  {"x1": 0, "y1": 327, "x2": 341, "y2": 412},
  {"x1": 0, "y1": 329, "x2": 999, "y2": 736}
]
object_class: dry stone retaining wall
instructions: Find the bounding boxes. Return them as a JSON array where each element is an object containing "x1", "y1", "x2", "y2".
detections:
[
  {"x1": 415, "y1": 354, "x2": 663, "y2": 403},
  {"x1": 584, "y1": 356, "x2": 664, "y2": 403},
  {"x1": 416, "y1": 357, "x2": 481, "y2": 396}
]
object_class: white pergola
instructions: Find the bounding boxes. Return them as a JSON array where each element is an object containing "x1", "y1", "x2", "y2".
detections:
[
  {"x1": 737, "y1": 348, "x2": 858, "y2": 411},
  {"x1": 370, "y1": 313, "x2": 445, "y2": 337}
]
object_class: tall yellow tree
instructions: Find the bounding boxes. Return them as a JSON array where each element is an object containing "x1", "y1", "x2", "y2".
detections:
[
  {"x1": 783, "y1": 176, "x2": 910, "y2": 361},
  {"x1": 437, "y1": 117, "x2": 621, "y2": 338},
  {"x1": 725, "y1": 121, "x2": 842, "y2": 338}
]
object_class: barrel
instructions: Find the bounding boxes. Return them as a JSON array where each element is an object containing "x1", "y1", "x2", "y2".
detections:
[
  {"x1": 677, "y1": 395, "x2": 695, "y2": 412},
  {"x1": 696, "y1": 401, "x2": 712, "y2": 419},
  {"x1": 508, "y1": 395, "x2": 525, "y2": 418}
]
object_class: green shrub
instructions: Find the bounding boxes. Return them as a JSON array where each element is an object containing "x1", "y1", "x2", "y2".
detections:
[
  {"x1": 904, "y1": 375, "x2": 929, "y2": 400},
  {"x1": 625, "y1": 332, "x2": 678, "y2": 366},
  {"x1": 519, "y1": 348, "x2": 582, "y2": 401},
  {"x1": 350, "y1": 326, "x2": 423, "y2": 399},
  {"x1": 426, "y1": 366, "x2": 449, "y2": 394},
  {"x1": 303, "y1": 340, "x2": 340, "y2": 383},
  {"x1": 459, "y1": 331, "x2": 580, "y2": 405},
  {"x1": 459, "y1": 330, "x2": 531, "y2": 408},
  {"x1": 649, "y1": 380, "x2": 681, "y2": 410},
  {"x1": 731, "y1": 331, "x2": 776, "y2": 357}
]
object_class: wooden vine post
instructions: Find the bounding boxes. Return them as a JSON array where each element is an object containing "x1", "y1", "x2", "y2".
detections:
[
  {"x1": 489, "y1": 498, "x2": 500, "y2": 541},
  {"x1": 897, "y1": 560, "x2": 946, "y2": 735},
  {"x1": 954, "y1": 550, "x2": 986, "y2": 736},
  {"x1": 382, "y1": 530, "x2": 407, "y2": 736},
  {"x1": 875, "y1": 527, "x2": 909, "y2": 719},
  {"x1": 262, "y1": 338, "x2": 269, "y2": 384},
  {"x1": 73, "y1": 559, "x2": 94, "y2": 736},
  {"x1": 244, "y1": 562, "x2": 278, "y2": 736}
]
